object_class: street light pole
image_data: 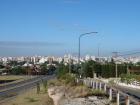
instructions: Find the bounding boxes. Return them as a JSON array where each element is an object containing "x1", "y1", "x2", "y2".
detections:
[
  {"x1": 115, "y1": 63, "x2": 118, "y2": 78},
  {"x1": 78, "y1": 32, "x2": 98, "y2": 64}
]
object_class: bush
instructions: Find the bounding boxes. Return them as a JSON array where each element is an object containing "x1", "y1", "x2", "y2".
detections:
[
  {"x1": 57, "y1": 63, "x2": 69, "y2": 79},
  {"x1": 11, "y1": 66, "x2": 25, "y2": 75},
  {"x1": 59, "y1": 73, "x2": 76, "y2": 86},
  {"x1": 66, "y1": 85, "x2": 92, "y2": 98},
  {"x1": 91, "y1": 89, "x2": 107, "y2": 97},
  {"x1": 66, "y1": 85, "x2": 107, "y2": 98},
  {"x1": 120, "y1": 74, "x2": 140, "y2": 84}
]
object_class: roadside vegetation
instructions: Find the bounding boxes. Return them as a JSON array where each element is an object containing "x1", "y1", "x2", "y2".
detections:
[
  {"x1": 1, "y1": 59, "x2": 140, "y2": 79},
  {"x1": 0, "y1": 61, "x2": 56, "y2": 75},
  {"x1": 48, "y1": 71, "x2": 108, "y2": 99},
  {"x1": 120, "y1": 74, "x2": 140, "y2": 84},
  {"x1": 0, "y1": 75, "x2": 25, "y2": 81}
]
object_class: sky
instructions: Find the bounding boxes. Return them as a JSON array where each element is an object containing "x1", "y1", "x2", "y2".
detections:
[{"x1": 0, "y1": 0, "x2": 140, "y2": 57}]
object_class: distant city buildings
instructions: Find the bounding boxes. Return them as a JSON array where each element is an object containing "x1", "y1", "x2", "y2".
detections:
[{"x1": 0, "y1": 54, "x2": 140, "y2": 65}]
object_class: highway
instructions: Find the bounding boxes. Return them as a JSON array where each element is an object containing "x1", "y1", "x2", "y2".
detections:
[{"x1": 0, "y1": 75, "x2": 55, "y2": 103}]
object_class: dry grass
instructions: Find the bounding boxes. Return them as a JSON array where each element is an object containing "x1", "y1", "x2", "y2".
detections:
[
  {"x1": 48, "y1": 79, "x2": 107, "y2": 98},
  {"x1": 1, "y1": 85, "x2": 54, "y2": 105},
  {"x1": 48, "y1": 79, "x2": 92, "y2": 98},
  {"x1": 66, "y1": 85, "x2": 92, "y2": 98},
  {"x1": 0, "y1": 76, "x2": 34, "y2": 87},
  {"x1": 0, "y1": 75, "x2": 25, "y2": 81}
]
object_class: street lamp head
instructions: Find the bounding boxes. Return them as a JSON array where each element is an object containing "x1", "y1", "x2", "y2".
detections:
[
  {"x1": 80, "y1": 32, "x2": 98, "y2": 38},
  {"x1": 83, "y1": 32, "x2": 98, "y2": 34}
]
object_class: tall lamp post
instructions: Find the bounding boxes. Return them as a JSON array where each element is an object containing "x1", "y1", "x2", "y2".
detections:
[
  {"x1": 78, "y1": 32, "x2": 98, "y2": 78},
  {"x1": 78, "y1": 32, "x2": 98, "y2": 64}
]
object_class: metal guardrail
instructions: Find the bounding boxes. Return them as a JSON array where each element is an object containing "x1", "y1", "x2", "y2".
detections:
[
  {"x1": 77, "y1": 78, "x2": 140, "y2": 105},
  {"x1": 132, "y1": 81, "x2": 140, "y2": 86}
]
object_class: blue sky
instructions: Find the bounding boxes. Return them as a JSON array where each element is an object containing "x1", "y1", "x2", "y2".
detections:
[{"x1": 0, "y1": 0, "x2": 140, "y2": 56}]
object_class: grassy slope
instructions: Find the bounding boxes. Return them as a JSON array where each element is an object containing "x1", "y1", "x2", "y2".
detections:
[
  {"x1": 0, "y1": 76, "x2": 34, "y2": 87},
  {"x1": 0, "y1": 75, "x2": 25, "y2": 81},
  {"x1": 1, "y1": 85, "x2": 54, "y2": 105}
]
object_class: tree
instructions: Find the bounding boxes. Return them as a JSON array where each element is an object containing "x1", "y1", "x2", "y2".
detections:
[
  {"x1": 82, "y1": 60, "x2": 95, "y2": 78},
  {"x1": 48, "y1": 65, "x2": 56, "y2": 75},
  {"x1": 0, "y1": 64, "x2": 4, "y2": 69},
  {"x1": 8, "y1": 61, "x2": 18, "y2": 66},
  {"x1": 40, "y1": 63, "x2": 48, "y2": 75},
  {"x1": 11, "y1": 66, "x2": 25, "y2": 75},
  {"x1": 57, "y1": 62, "x2": 69, "y2": 78},
  {"x1": 93, "y1": 62, "x2": 102, "y2": 77},
  {"x1": 136, "y1": 62, "x2": 140, "y2": 66}
]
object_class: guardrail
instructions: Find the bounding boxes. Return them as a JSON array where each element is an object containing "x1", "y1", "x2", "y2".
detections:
[
  {"x1": 77, "y1": 78, "x2": 140, "y2": 105},
  {"x1": 132, "y1": 81, "x2": 140, "y2": 86}
]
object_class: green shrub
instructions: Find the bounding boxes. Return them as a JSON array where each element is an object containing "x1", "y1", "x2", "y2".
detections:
[
  {"x1": 57, "y1": 63, "x2": 69, "y2": 79},
  {"x1": 91, "y1": 89, "x2": 107, "y2": 97},
  {"x1": 59, "y1": 73, "x2": 76, "y2": 86},
  {"x1": 120, "y1": 74, "x2": 140, "y2": 84}
]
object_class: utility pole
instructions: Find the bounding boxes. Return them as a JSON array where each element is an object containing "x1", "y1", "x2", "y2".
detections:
[
  {"x1": 112, "y1": 52, "x2": 119, "y2": 78},
  {"x1": 98, "y1": 43, "x2": 100, "y2": 62},
  {"x1": 69, "y1": 56, "x2": 71, "y2": 74},
  {"x1": 98, "y1": 44, "x2": 100, "y2": 57}
]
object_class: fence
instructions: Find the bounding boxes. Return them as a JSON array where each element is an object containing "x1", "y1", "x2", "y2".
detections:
[
  {"x1": 132, "y1": 81, "x2": 140, "y2": 86},
  {"x1": 77, "y1": 78, "x2": 140, "y2": 105}
]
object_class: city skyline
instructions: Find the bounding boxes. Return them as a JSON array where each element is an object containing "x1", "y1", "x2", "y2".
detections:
[{"x1": 0, "y1": 0, "x2": 140, "y2": 56}]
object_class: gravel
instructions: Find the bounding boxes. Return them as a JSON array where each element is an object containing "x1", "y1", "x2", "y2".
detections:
[{"x1": 59, "y1": 96, "x2": 110, "y2": 105}]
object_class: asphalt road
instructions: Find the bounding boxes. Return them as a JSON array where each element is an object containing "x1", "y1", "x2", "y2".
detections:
[
  {"x1": 95, "y1": 78, "x2": 140, "y2": 104},
  {"x1": 0, "y1": 75, "x2": 55, "y2": 102},
  {"x1": 115, "y1": 85, "x2": 140, "y2": 101},
  {"x1": 98, "y1": 78, "x2": 140, "y2": 101},
  {"x1": 103, "y1": 84, "x2": 140, "y2": 104}
]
